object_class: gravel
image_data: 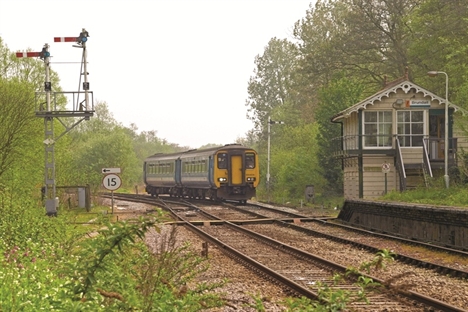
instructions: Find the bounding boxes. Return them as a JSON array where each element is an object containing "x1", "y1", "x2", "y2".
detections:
[{"x1": 104, "y1": 199, "x2": 468, "y2": 311}]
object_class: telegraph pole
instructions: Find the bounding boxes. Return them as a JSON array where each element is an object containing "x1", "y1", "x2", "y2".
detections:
[{"x1": 16, "y1": 29, "x2": 94, "y2": 216}]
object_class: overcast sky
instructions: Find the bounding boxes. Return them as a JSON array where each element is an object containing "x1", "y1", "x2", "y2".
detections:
[{"x1": 0, "y1": 0, "x2": 313, "y2": 148}]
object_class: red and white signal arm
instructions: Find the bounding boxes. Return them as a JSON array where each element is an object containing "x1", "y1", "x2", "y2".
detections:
[{"x1": 102, "y1": 174, "x2": 122, "y2": 191}]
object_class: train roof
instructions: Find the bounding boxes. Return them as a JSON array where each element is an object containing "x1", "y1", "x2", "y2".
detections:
[{"x1": 144, "y1": 144, "x2": 255, "y2": 162}]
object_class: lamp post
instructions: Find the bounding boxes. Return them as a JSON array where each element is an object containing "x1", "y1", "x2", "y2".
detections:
[
  {"x1": 267, "y1": 116, "x2": 284, "y2": 202},
  {"x1": 428, "y1": 71, "x2": 449, "y2": 188}
]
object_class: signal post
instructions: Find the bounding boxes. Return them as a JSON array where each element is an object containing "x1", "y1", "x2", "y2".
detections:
[{"x1": 16, "y1": 29, "x2": 94, "y2": 216}]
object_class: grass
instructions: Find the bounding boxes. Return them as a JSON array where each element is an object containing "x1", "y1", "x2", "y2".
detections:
[{"x1": 380, "y1": 184, "x2": 468, "y2": 208}]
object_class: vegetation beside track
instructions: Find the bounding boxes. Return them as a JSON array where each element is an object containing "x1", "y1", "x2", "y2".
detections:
[
  {"x1": 0, "y1": 191, "x2": 403, "y2": 311},
  {"x1": 380, "y1": 183, "x2": 468, "y2": 209},
  {"x1": 0, "y1": 194, "x2": 228, "y2": 311}
]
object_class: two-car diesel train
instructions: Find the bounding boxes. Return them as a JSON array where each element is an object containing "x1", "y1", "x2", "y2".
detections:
[{"x1": 143, "y1": 144, "x2": 260, "y2": 202}]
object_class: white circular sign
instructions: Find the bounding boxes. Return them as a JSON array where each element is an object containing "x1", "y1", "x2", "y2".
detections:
[
  {"x1": 382, "y1": 162, "x2": 391, "y2": 173},
  {"x1": 102, "y1": 174, "x2": 122, "y2": 191}
]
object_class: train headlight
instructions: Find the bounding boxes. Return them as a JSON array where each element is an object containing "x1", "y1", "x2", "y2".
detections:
[
  {"x1": 218, "y1": 177, "x2": 227, "y2": 182},
  {"x1": 246, "y1": 177, "x2": 256, "y2": 182}
]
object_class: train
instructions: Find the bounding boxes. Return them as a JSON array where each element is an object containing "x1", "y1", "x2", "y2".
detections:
[{"x1": 143, "y1": 144, "x2": 260, "y2": 203}]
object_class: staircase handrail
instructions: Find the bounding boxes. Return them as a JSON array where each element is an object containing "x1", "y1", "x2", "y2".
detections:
[
  {"x1": 395, "y1": 136, "x2": 406, "y2": 191},
  {"x1": 422, "y1": 138, "x2": 433, "y2": 179}
]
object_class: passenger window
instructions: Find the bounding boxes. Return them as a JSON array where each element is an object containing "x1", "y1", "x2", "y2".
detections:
[
  {"x1": 246, "y1": 153, "x2": 255, "y2": 169},
  {"x1": 217, "y1": 153, "x2": 227, "y2": 169}
]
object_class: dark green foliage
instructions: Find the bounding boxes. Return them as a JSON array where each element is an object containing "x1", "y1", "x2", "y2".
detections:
[
  {"x1": 316, "y1": 76, "x2": 364, "y2": 195},
  {"x1": 64, "y1": 101, "x2": 183, "y2": 191},
  {"x1": 0, "y1": 78, "x2": 43, "y2": 183},
  {"x1": 271, "y1": 123, "x2": 326, "y2": 201},
  {"x1": 60, "y1": 215, "x2": 225, "y2": 310},
  {"x1": 408, "y1": 0, "x2": 468, "y2": 105},
  {"x1": 0, "y1": 194, "x2": 225, "y2": 310},
  {"x1": 0, "y1": 195, "x2": 68, "y2": 252},
  {"x1": 246, "y1": 37, "x2": 299, "y2": 130}
]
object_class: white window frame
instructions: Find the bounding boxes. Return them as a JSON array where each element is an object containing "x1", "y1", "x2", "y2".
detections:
[
  {"x1": 397, "y1": 110, "x2": 426, "y2": 147},
  {"x1": 362, "y1": 110, "x2": 393, "y2": 149}
]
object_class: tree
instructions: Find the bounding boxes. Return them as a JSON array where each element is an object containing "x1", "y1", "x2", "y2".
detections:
[
  {"x1": 62, "y1": 102, "x2": 134, "y2": 188},
  {"x1": 72, "y1": 101, "x2": 119, "y2": 135},
  {"x1": 293, "y1": 0, "x2": 420, "y2": 93},
  {"x1": 64, "y1": 102, "x2": 183, "y2": 190},
  {"x1": 245, "y1": 37, "x2": 299, "y2": 131},
  {"x1": 0, "y1": 37, "x2": 67, "y2": 196},
  {"x1": 339, "y1": 0, "x2": 418, "y2": 81},
  {"x1": 0, "y1": 37, "x2": 62, "y2": 92},
  {"x1": 272, "y1": 123, "x2": 326, "y2": 201},
  {"x1": 0, "y1": 78, "x2": 43, "y2": 185},
  {"x1": 68, "y1": 129, "x2": 139, "y2": 190},
  {"x1": 408, "y1": 0, "x2": 468, "y2": 106},
  {"x1": 316, "y1": 76, "x2": 364, "y2": 195}
]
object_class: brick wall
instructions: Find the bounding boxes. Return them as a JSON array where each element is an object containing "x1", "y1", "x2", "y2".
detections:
[{"x1": 338, "y1": 199, "x2": 468, "y2": 249}]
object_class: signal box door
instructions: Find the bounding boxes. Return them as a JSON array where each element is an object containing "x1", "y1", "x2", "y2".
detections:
[{"x1": 429, "y1": 114, "x2": 445, "y2": 160}]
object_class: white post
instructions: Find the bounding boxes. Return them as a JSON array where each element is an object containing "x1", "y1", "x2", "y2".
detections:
[
  {"x1": 443, "y1": 72, "x2": 449, "y2": 189},
  {"x1": 428, "y1": 71, "x2": 449, "y2": 188}
]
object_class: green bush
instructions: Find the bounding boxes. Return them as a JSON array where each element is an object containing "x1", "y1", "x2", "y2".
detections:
[{"x1": 0, "y1": 193, "x2": 225, "y2": 311}]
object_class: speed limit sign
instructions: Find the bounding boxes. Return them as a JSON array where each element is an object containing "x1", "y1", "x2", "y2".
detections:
[{"x1": 102, "y1": 174, "x2": 122, "y2": 191}]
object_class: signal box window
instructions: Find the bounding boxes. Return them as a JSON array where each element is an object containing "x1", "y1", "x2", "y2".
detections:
[
  {"x1": 363, "y1": 111, "x2": 392, "y2": 148},
  {"x1": 246, "y1": 153, "x2": 255, "y2": 169},
  {"x1": 397, "y1": 111, "x2": 424, "y2": 147},
  {"x1": 217, "y1": 153, "x2": 227, "y2": 169}
]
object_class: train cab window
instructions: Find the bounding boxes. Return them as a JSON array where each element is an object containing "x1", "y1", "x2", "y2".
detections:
[
  {"x1": 217, "y1": 153, "x2": 227, "y2": 169},
  {"x1": 246, "y1": 153, "x2": 255, "y2": 169}
]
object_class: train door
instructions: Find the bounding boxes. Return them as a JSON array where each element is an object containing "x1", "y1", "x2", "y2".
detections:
[
  {"x1": 208, "y1": 156, "x2": 214, "y2": 186},
  {"x1": 175, "y1": 158, "x2": 182, "y2": 185},
  {"x1": 230, "y1": 155, "x2": 243, "y2": 185}
]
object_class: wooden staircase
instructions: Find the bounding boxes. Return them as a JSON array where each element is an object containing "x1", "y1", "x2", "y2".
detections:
[
  {"x1": 404, "y1": 164, "x2": 426, "y2": 190},
  {"x1": 396, "y1": 137, "x2": 434, "y2": 191}
]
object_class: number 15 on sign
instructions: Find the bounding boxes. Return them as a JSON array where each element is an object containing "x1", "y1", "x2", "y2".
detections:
[
  {"x1": 103, "y1": 174, "x2": 121, "y2": 214},
  {"x1": 103, "y1": 174, "x2": 122, "y2": 191}
]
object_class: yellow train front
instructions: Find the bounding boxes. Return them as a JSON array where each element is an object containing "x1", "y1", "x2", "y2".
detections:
[
  {"x1": 144, "y1": 144, "x2": 260, "y2": 203},
  {"x1": 209, "y1": 144, "x2": 259, "y2": 202}
]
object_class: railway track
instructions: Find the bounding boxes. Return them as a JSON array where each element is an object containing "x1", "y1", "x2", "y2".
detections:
[
  {"x1": 101, "y1": 193, "x2": 468, "y2": 311},
  {"x1": 199, "y1": 221, "x2": 420, "y2": 310}
]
